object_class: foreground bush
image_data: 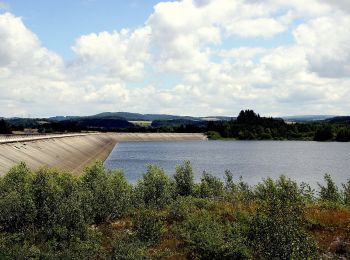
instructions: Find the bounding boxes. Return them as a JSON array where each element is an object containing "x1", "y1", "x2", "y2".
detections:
[
  {"x1": 135, "y1": 165, "x2": 173, "y2": 209},
  {"x1": 174, "y1": 161, "x2": 194, "y2": 197},
  {"x1": 0, "y1": 163, "x2": 36, "y2": 233},
  {"x1": 0, "y1": 161, "x2": 349, "y2": 258},
  {"x1": 318, "y1": 173, "x2": 342, "y2": 204},
  {"x1": 82, "y1": 161, "x2": 131, "y2": 223},
  {"x1": 178, "y1": 211, "x2": 251, "y2": 259},
  {"x1": 199, "y1": 171, "x2": 225, "y2": 199},
  {"x1": 252, "y1": 176, "x2": 318, "y2": 259},
  {"x1": 133, "y1": 209, "x2": 166, "y2": 246}
]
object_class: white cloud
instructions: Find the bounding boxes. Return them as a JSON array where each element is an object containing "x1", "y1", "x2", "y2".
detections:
[
  {"x1": 219, "y1": 47, "x2": 266, "y2": 61},
  {"x1": 225, "y1": 18, "x2": 285, "y2": 38},
  {"x1": 294, "y1": 15, "x2": 350, "y2": 78},
  {"x1": 1, "y1": 0, "x2": 350, "y2": 117},
  {"x1": 0, "y1": 13, "x2": 63, "y2": 76},
  {"x1": 72, "y1": 26, "x2": 151, "y2": 80},
  {"x1": 319, "y1": 0, "x2": 350, "y2": 13}
]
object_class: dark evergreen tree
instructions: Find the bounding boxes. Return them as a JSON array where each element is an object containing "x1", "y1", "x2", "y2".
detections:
[
  {"x1": 314, "y1": 126, "x2": 333, "y2": 141},
  {"x1": 0, "y1": 119, "x2": 11, "y2": 134},
  {"x1": 336, "y1": 128, "x2": 350, "y2": 142}
]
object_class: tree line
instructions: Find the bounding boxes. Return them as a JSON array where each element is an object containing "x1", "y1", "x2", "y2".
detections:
[{"x1": 207, "y1": 110, "x2": 350, "y2": 141}]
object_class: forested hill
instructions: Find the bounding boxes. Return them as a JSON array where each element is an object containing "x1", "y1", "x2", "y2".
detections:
[
  {"x1": 1, "y1": 110, "x2": 350, "y2": 141},
  {"x1": 327, "y1": 116, "x2": 350, "y2": 123}
]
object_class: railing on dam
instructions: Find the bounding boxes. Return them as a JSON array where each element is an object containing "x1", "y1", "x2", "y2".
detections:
[{"x1": 0, "y1": 133, "x2": 100, "y2": 144}]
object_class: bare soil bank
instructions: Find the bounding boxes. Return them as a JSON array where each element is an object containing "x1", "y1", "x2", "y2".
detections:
[{"x1": 0, "y1": 133, "x2": 207, "y2": 175}]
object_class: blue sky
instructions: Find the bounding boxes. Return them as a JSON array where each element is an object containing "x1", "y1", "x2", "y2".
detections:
[
  {"x1": 0, "y1": 0, "x2": 350, "y2": 117},
  {"x1": 3, "y1": 0, "x2": 161, "y2": 58}
]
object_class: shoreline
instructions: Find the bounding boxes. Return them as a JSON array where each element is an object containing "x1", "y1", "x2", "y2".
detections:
[{"x1": 0, "y1": 133, "x2": 207, "y2": 175}]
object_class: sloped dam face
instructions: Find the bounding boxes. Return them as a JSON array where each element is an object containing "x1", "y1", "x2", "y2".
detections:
[{"x1": 0, "y1": 133, "x2": 207, "y2": 175}]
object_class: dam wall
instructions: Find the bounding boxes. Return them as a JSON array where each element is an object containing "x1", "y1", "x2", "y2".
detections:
[{"x1": 0, "y1": 133, "x2": 207, "y2": 175}]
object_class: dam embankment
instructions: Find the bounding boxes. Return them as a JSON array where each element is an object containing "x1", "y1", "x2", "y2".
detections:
[{"x1": 0, "y1": 133, "x2": 207, "y2": 175}]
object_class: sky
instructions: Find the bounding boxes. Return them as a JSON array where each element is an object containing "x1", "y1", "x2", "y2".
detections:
[{"x1": 0, "y1": 0, "x2": 350, "y2": 117}]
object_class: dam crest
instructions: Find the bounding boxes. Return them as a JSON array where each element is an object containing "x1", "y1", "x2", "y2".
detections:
[{"x1": 0, "y1": 133, "x2": 207, "y2": 175}]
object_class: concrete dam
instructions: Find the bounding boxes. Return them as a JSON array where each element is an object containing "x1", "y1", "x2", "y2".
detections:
[{"x1": 0, "y1": 133, "x2": 207, "y2": 176}]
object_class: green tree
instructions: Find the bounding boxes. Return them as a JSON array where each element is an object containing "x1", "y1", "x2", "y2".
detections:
[
  {"x1": 314, "y1": 126, "x2": 333, "y2": 141},
  {"x1": 236, "y1": 110, "x2": 260, "y2": 124},
  {"x1": 336, "y1": 128, "x2": 350, "y2": 142},
  {"x1": 0, "y1": 119, "x2": 11, "y2": 134}
]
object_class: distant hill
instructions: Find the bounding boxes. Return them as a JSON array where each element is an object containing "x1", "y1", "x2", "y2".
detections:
[
  {"x1": 4, "y1": 113, "x2": 348, "y2": 132},
  {"x1": 50, "y1": 112, "x2": 234, "y2": 131},
  {"x1": 91, "y1": 112, "x2": 201, "y2": 121},
  {"x1": 49, "y1": 112, "x2": 234, "y2": 123},
  {"x1": 282, "y1": 115, "x2": 335, "y2": 123},
  {"x1": 326, "y1": 116, "x2": 350, "y2": 123}
]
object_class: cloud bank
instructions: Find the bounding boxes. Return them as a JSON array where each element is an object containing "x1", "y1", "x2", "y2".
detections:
[{"x1": 0, "y1": 0, "x2": 350, "y2": 117}]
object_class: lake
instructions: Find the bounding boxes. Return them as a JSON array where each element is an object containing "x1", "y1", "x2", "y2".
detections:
[{"x1": 104, "y1": 140, "x2": 350, "y2": 187}]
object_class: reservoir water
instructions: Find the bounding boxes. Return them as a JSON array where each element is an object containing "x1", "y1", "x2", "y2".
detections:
[{"x1": 104, "y1": 140, "x2": 350, "y2": 187}]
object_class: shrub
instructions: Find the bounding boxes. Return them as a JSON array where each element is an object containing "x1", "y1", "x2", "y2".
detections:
[
  {"x1": 260, "y1": 132, "x2": 273, "y2": 140},
  {"x1": 0, "y1": 228, "x2": 103, "y2": 259},
  {"x1": 199, "y1": 171, "x2": 224, "y2": 199},
  {"x1": 133, "y1": 209, "x2": 166, "y2": 246},
  {"x1": 206, "y1": 131, "x2": 222, "y2": 140},
  {"x1": 174, "y1": 161, "x2": 194, "y2": 197},
  {"x1": 109, "y1": 231, "x2": 149, "y2": 259},
  {"x1": 168, "y1": 196, "x2": 197, "y2": 222},
  {"x1": 0, "y1": 163, "x2": 36, "y2": 233},
  {"x1": 318, "y1": 174, "x2": 341, "y2": 204},
  {"x1": 178, "y1": 211, "x2": 226, "y2": 259},
  {"x1": 224, "y1": 171, "x2": 254, "y2": 203},
  {"x1": 300, "y1": 182, "x2": 316, "y2": 203},
  {"x1": 137, "y1": 165, "x2": 173, "y2": 209},
  {"x1": 342, "y1": 180, "x2": 350, "y2": 206},
  {"x1": 81, "y1": 161, "x2": 131, "y2": 223},
  {"x1": 251, "y1": 176, "x2": 318, "y2": 259},
  {"x1": 81, "y1": 161, "x2": 115, "y2": 223},
  {"x1": 178, "y1": 211, "x2": 251, "y2": 259},
  {"x1": 109, "y1": 170, "x2": 132, "y2": 218},
  {"x1": 31, "y1": 168, "x2": 87, "y2": 240}
]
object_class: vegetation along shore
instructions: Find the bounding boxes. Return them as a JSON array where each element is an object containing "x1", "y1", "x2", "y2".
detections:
[
  {"x1": 1, "y1": 110, "x2": 350, "y2": 142},
  {"x1": 1, "y1": 161, "x2": 349, "y2": 259}
]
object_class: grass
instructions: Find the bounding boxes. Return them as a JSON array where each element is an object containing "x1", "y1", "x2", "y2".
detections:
[
  {"x1": 306, "y1": 206, "x2": 350, "y2": 254},
  {"x1": 94, "y1": 202, "x2": 350, "y2": 258}
]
